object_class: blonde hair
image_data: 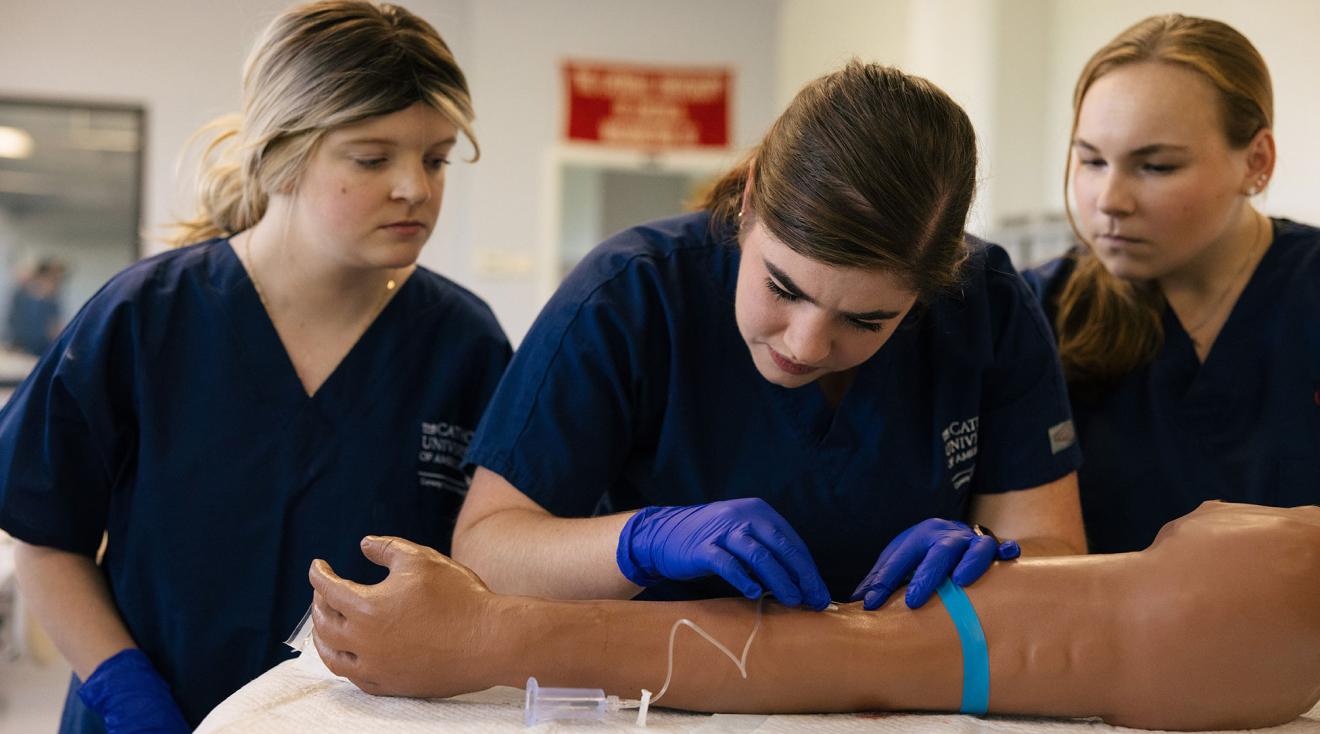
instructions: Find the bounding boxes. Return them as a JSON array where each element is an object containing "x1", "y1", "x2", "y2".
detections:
[
  {"x1": 170, "y1": 0, "x2": 478, "y2": 247},
  {"x1": 1056, "y1": 14, "x2": 1272, "y2": 391}
]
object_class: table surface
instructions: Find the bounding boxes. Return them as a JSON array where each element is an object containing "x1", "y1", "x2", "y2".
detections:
[{"x1": 197, "y1": 644, "x2": 1320, "y2": 734}]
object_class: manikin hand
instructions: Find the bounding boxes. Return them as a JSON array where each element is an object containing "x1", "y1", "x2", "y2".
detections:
[
  {"x1": 309, "y1": 536, "x2": 502, "y2": 699},
  {"x1": 851, "y1": 518, "x2": 1020, "y2": 610}
]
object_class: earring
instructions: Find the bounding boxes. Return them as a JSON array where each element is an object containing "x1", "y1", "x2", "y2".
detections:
[{"x1": 1249, "y1": 176, "x2": 1267, "y2": 195}]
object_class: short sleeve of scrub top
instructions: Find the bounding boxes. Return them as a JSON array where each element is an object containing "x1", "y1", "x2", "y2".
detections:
[
  {"x1": 0, "y1": 240, "x2": 512, "y2": 730},
  {"x1": 467, "y1": 211, "x2": 1080, "y2": 598},
  {"x1": 0, "y1": 265, "x2": 141, "y2": 555}
]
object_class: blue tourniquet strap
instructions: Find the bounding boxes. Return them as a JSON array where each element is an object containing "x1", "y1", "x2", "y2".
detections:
[{"x1": 936, "y1": 578, "x2": 990, "y2": 715}]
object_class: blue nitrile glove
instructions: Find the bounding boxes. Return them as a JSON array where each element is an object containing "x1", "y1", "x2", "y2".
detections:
[
  {"x1": 850, "y1": 518, "x2": 1020, "y2": 610},
  {"x1": 77, "y1": 648, "x2": 191, "y2": 734},
  {"x1": 617, "y1": 497, "x2": 831, "y2": 610}
]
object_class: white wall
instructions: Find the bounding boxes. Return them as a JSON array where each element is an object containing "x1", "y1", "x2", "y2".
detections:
[
  {"x1": 458, "y1": 0, "x2": 778, "y2": 341},
  {"x1": 776, "y1": 0, "x2": 908, "y2": 105}
]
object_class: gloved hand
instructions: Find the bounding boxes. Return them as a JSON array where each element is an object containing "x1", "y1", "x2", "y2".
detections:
[
  {"x1": 617, "y1": 497, "x2": 831, "y2": 610},
  {"x1": 77, "y1": 648, "x2": 190, "y2": 734},
  {"x1": 851, "y1": 518, "x2": 1020, "y2": 610}
]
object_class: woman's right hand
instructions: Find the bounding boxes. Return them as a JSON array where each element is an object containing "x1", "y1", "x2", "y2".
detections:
[
  {"x1": 616, "y1": 498, "x2": 831, "y2": 609},
  {"x1": 77, "y1": 648, "x2": 190, "y2": 734}
]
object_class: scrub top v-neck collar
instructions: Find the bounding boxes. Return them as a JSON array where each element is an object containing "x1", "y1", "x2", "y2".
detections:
[
  {"x1": 216, "y1": 240, "x2": 408, "y2": 417},
  {"x1": 1161, "y1": 221, "x2": 1279, "y2": 405}
]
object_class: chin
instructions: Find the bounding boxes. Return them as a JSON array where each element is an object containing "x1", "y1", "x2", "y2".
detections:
[{"x1": 1095, "y1": 254, "x2": 1161, "y2": 282}]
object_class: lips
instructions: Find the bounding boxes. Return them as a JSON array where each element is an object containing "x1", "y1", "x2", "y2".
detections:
[
  {"x1": 1096, "y1": 232, "x2": 1143, "y2": 244},
  {"x1": 768, "y1": 347, "x2": 816, "y2": 376},
  {"x1": 382, "y1": 220, "x2": 427, "y2": 236}
]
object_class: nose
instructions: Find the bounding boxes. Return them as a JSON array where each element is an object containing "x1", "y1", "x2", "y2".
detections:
[
  {"x1": 782, "y1": 311, "x2": 831, "y2": 366},
  {"x1": 392, "y1": 162, "x2": 433, "y2": 206},
  {"x1": 1095, "y1": 170, "x2": 1135, "y2": 218}
]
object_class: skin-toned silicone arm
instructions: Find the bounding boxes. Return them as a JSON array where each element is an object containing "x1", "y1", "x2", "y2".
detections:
[{"x1": 309, "y1": 501, "x2": 1320, "y2": 731}]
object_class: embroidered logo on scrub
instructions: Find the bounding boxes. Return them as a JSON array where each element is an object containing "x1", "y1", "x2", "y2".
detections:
[
  {"x1": 1048, "y1": 420, "x2": 1076, "y2": 455},
  {"x1": 942, "y1": 416, "x2": 979, "y2": 489},
  {"x1": 418, "y1": 421, "x2": 474, "y2": 496}
]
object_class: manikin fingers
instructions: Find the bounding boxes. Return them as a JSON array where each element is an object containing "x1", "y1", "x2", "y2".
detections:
[
  {"x1": 308, "y1": 559, "x2": 374, "y2": 617},
  {"x1": 312, "y1": 628, "x2": 360, "y2": 676}
]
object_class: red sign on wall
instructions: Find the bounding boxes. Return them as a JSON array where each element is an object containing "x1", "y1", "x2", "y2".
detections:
[{"x1": 563, "y1": 61, "x2": 731, "y2": 150}]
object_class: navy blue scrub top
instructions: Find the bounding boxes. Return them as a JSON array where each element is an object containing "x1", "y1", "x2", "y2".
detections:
[
  {"x1": 465, "y1": 211, "x2": 1081, "y2": 601},
  {"x1": 1023, "y1": 219, "x2": 1320, "y2": 553},
  {"x1": 0, "y1": 239, "x2": 511, "y2": 731}
]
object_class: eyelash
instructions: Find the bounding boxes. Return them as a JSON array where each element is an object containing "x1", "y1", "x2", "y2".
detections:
[
  {"x1": 1078, "y1": 158, "x2": 1179, "y2": 175},
  {"x1": 763, "y1": 278, "x2": 885, "y2": 333},
  {"x1": 353, "y1": 157, "x2": 450, "y2": 171}
]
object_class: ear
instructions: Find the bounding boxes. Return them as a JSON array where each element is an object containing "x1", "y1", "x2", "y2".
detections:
[
  {"x1": 739, "y1": 157, "x2": 756, "y2": 218},
  {"x1": 1242, "y1": 127, "x2": 1276, "y2": 196}
]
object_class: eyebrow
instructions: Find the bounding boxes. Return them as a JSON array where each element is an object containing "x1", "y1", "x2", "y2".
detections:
[
  {"x1": 764, "y1": 260, "x2": 902, "y2": 321},
  {"x1": 338, "y1": 135, "x2": 459, "y2": 147},
  {"x1": 1073, "y1": 138, "x2": 1190, "y2": 156}
]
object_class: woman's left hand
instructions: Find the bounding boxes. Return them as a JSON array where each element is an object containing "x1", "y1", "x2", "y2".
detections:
[{"x1": 850, "y1": 519, "x2": 1020, "y2": 610}]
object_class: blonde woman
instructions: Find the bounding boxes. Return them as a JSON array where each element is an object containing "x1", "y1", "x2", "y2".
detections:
[
  {"x1": 1025, "y1": 15, "x2": 1317, "y2": 552},
  {"x1": 0, "y1": 2, "x2": 509, "y2": 731}
]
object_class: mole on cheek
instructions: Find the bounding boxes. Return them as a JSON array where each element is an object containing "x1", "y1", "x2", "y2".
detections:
[{"x1": 340, "y1": 187, "x2": 348, "y2": 195}]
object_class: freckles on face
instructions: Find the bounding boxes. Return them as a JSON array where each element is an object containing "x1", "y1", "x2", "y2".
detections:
[{"x1": 733, "y1": 220, "x2": 918, "y2": 387}]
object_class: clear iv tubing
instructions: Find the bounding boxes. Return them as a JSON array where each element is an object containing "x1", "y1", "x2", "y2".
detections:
[
  {"x1": 647, "y1": 594, "x2": 765, "y2": 706},
  {"x1": 524, "y1": 596, "x2": 766, "y2": 726}
]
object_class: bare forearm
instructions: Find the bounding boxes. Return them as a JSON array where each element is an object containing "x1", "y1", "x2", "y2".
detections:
[
  {"x1": 14, "y1": 542, "x2": 136, "y2": 679},
  {"x1": 452, "y1": 509, "x2": 639, "y2": 599}
]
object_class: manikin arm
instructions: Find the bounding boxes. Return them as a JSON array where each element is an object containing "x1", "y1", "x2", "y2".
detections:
[{"x1": 309, "y1": 502, "x2": 1320, "y2": 731}]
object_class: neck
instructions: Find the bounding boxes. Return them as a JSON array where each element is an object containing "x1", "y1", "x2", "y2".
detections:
[{"x1": 239, "y1": 216, "x2": 411, "y2": 326}]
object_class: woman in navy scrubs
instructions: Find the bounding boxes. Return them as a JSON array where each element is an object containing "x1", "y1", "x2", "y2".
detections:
[
  {"x1": 1024, "y1": 15, "x2": 1318, "y2": 553},
  {"x1": 0, "y1": 2, "x2": 509, "y2": 731},
  {"x1": 447, "y1": 62, "x2": 1086, "y2": 613}
]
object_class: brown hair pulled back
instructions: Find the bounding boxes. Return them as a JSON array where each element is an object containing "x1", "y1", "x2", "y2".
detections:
[
  {"x1": 1057, "y1": 15, "x2": 1272, "y2": 390},
  {"x1": 170, "y1": 0, "x2": 477, "y2": 247},
  {"x1": 699, "y1": 61, "x2": 976, "y2": 302}
]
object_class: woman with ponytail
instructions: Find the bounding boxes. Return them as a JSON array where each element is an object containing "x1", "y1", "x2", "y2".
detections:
[
  {"x1": 1025, "y1": 14, "x2": 1318, "y2": 553},
  {"x1": 0, "y1": 2, "x2": 510, "y2": 731}
]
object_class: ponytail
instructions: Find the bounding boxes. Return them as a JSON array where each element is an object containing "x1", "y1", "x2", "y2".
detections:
[
  {"x1": 168, "y1": 115, "x2": 267, "y2": 247},
  {"x1": 1053, "y1": 250, "x2": 1164, "y2": 393}
]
